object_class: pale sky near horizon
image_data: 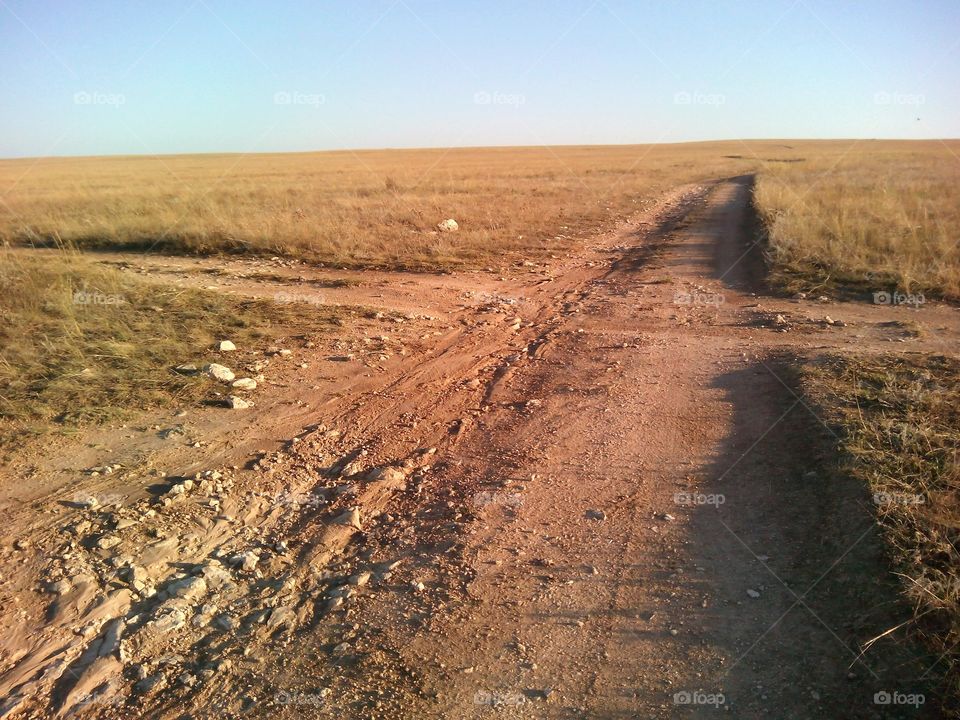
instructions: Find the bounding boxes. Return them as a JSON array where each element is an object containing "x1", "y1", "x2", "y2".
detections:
[{"x1": 1, "y1": 0, "x2": 958, "y2": 158}]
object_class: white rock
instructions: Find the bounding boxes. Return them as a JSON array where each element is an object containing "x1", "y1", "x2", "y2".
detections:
[
  {"x1": 217, "y1": 340, "x2": 237, "y2": 352},
  {"x1": 167, "y1": 576, "x2": 208, "y2": 601},
  {"x1": 746, "y1": 588, "x2": 761, "y2": 599},
  {"x1": 437, "y1": 218, "x2": 459, "y2": 232},
  {"x1": 226, "y1": 395, "x2": 253, "y2": 410},
  {"x1": 231, "y1": 378, "x2": 257, "y2": 391},
  {"x1": 232, "y1": 551, "x2": 259, "y2": 572},
  {"x1": 203, "y1": 363, "x2": 235, "y2": 383}
]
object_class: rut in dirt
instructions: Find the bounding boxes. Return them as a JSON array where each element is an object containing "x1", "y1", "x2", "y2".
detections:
[{"x1": 355, "y1": 176, "x2": 939, "y2": 719}]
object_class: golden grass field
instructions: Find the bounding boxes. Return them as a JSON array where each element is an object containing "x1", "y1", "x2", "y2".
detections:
[
  {"x1": 0, "y1": 141, "x2": 750, "y2": 268},
  {"x1": 754, "y1": 140, "x2": 960, "y2": 299},
  {"x1": 2, "y1": 139, "x2": 957, "y2": 292}
]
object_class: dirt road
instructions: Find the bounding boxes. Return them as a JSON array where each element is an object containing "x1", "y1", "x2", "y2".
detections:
[{"x1": 1, "y1": 177, "x2": 953, "y2": 719}]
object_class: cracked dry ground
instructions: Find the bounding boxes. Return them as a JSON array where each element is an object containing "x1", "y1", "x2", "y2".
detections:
[{"x1": 2, "y1": 177, "x2": 957, "y2": 719}]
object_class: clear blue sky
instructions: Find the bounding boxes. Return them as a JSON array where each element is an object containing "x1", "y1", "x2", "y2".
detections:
[{"x1": 1, "y1": 0, "x2": 957, "y2": 158}]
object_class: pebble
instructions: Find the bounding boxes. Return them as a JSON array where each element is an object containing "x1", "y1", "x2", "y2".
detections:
[
  {"x1": 203, "y1": 363, "x2": 235, "y2": 383},
  {"x1": 226, "y1": 395, "x2": 253, "y2": 410}
]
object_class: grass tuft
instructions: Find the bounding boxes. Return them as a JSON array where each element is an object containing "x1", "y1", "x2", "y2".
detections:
[{"x1": 804, "y1": 353, "x2": 960, "y2": 706}]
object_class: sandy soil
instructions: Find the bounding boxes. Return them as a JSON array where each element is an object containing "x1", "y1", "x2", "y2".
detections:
[{"x1": 1, "y1": 177, "x2": 955, "y2": 719}]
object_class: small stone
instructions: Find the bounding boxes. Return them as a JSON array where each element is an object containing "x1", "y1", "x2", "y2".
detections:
[
  {"x1": 226, "y1": 395, "x2": 253, "y2": 410},
  {"x1": 231, "y1": 378, "x2": 257, "y2": 391},
  {"x1": 232, "y1": 551, "x2": 259, "y2": 572},
  {"x1": 97, "y1": 535, "x2": 121, "y2": 550},
  {"x1": 203, "y1": 363, "x2": 235, "y2": 383},
  {"x1": 166, "y1": 576, "x2": 208, "y2": 601},
  {"x1": 585, "y1": 509, "x2": 606, "y2": 521},
  {"x1": 217, "y1": 340, "x2": 237, "y2": 352},
  {"x1": 326, "y1": 596, "x2": 344, "y2": 612},
  {"x1": 332, "y1": 642, "x2": 351, "y2": 657},
  {"x1": 349, "y1": 571, "x2": 371, "y2": 587},
  {"x1": 747, "y1": 589, "x2": 761, "y2": 599},
  {"x1": 333, "y1": 507, "x2": 362, "y2": 530},
  {"x1": 437, "y1": 218, "x2": 459, "y2": 232},
  {"x1": 214, "y1": 614, "x2": 238, "y2": 631},
  {"x1": 174, "y1": 363, "x2": 199, "y2": 375},
  {"x1": 135, "y1": 673, "x2": 165, "y2": 694},
  {"x1": 178, "y1": 672, "x2": 196, "y2": 687},
  {"x1": 49, "y1": 579, "x2": 72, "y2": 594}
]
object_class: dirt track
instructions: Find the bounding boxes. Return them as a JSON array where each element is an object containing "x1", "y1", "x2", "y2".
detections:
[{"x1": 1, "y1": 178, "x2": 955, "y2": 718}]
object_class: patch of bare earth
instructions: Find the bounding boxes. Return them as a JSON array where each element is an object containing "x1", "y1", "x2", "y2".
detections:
[{"x1": 1, "y1": 180, "x2": 957, "y2": 718}]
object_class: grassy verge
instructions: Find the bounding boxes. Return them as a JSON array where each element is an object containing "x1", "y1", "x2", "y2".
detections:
[
  {"x1": 753, "y1": 141, "x2": 960, "y2": 300},
  {"x1": 803, "y1": 353, "x2": 960, "y2": 706},
  {"x1": 0, "y1": 249, "x2": 350, "y2": 457}
]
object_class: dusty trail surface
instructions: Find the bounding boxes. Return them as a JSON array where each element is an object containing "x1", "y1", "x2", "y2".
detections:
[{"x1": 1, "y1": 178, "x2": 955, "y2": 719}]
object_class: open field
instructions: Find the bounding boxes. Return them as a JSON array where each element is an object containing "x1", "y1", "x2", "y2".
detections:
[
  {"x1": 0, "y1": 142, "x2": 756, "y2": 268},
  {"x1": 754, "y1": 140, "x2": 960, "y2": 299},
  {"x1": 2, "y1": 146, "x2": 960, "y2": 718},
  {"x1": 3, "y1": 140, "x2": 958, "y2": 294}
]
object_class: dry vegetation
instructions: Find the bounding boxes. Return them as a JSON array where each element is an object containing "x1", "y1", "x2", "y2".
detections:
[
  {"x1": 0, "y1": 248, "x2": 352, "y2": 456},
  {"x1": 804, "y1": 354, "x2": 960, "y2": 705},
  {"x1": 0, "y1": 142, "x2": 760, "y2": 269},
  {"x1": 753, "y1": 140, "x2": 960, "y2": 299}
]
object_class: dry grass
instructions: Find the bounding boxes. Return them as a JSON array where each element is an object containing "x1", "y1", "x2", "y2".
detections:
[
  {"x1": 0, "y1": 142, "x2": 762, "y2": 269},
  {"x1": 753, "y1": 140, "x2": 960, "y2": 299},
  {"x1": 804, "y1": 353, "x2": 960, "y2": 707},
  {"x1": 0, "y1": 248, "x2": 351, "y2": 456}
]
